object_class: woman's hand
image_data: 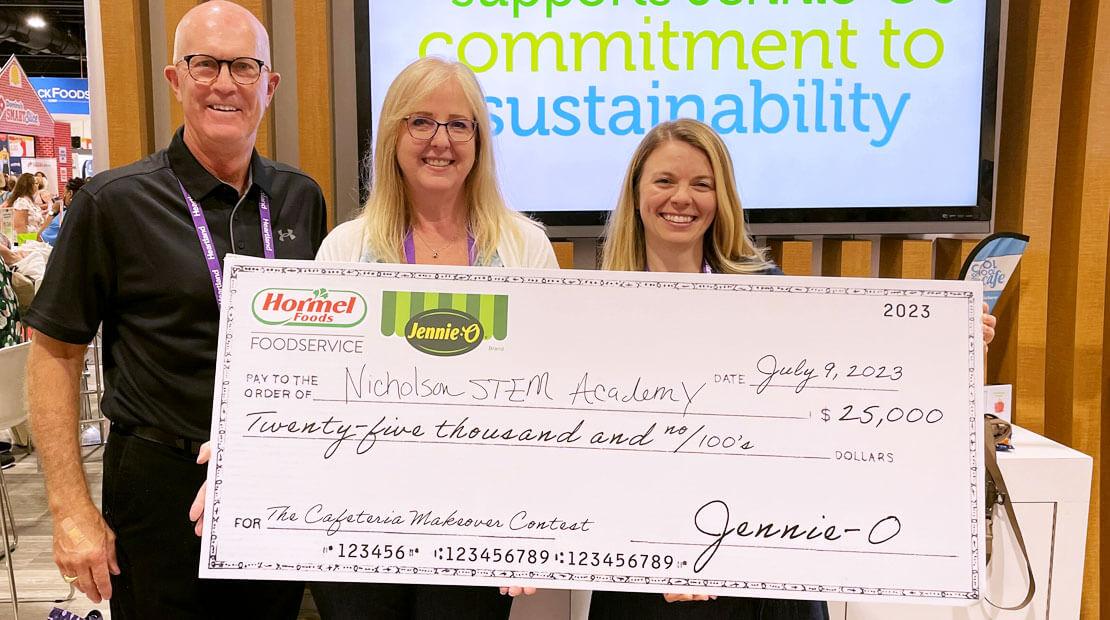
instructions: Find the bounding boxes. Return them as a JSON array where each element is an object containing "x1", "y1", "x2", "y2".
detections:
[
  {"x1": 188, "y1": 442, "x2": 212, "y2": 536},
  {"x1": 663, "y1": 593, "x2": 717, "y2": 602},
  {"x1": 982, "y1": 302, "x2": 997, "y2": 352},
  {"x1": 499, "y1": 586, "x2": 537, "y2": 597}
]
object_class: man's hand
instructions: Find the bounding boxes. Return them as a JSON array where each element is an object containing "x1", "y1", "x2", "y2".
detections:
[
  {"x1": 189, "y1": 442, "x2": 211, "y2": 536},
  {"x1": 29, "y1": 333, "x2": 106, "y2": 604},
  {"x1": 53, "y1": 502, "x2": 120, "y2": 603}
]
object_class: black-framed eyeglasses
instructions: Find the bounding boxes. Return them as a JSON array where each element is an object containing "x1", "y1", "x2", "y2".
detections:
[
  {"x1": 178, "y1": 54, "x2": 269, "y2": 86},
  {"x1": 403, "y1": 115, "x2": 478, "y2": 142}
]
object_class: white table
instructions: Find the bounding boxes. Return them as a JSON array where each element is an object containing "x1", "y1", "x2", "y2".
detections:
[
  {"x1": 830, "y1": 426, "x2": 1092, "y2": 619},
  {"x1": 508, "y1": 426, "x2": 1093, "y2": 619}
]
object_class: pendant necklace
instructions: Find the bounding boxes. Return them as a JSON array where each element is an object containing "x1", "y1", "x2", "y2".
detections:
[{"x1": 415, "y1": 229, "x2": 459, "y2": 259}]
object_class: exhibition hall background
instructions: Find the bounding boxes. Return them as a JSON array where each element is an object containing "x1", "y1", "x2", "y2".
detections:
[{"x1": 85, "y1": 1, "x2": 1109, "y2": 617}]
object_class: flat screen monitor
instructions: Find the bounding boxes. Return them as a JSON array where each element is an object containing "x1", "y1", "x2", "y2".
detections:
[{"x1": 355, "y1": 0, "x2": 1001, "y2": 235}]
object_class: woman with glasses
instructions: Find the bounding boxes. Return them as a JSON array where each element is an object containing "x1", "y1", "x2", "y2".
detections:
[
  {"x1": 187, "y1": 54, "x2": 555, "y2": 618},
  {"x1": 316, "y1": 56, "x2": 556, "y2": 270},
  {"x1": 310, "y1": 55, "x2": 557, "y2": 618}
]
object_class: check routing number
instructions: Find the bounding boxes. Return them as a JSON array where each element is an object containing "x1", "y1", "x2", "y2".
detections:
[{"x1": 201, "y1": 256, "x2": 986, "y2": 605}]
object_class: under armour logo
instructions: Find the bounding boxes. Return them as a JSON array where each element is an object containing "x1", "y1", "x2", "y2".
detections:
[{"x1": 277, "y1": 229, "x2": 296, "y2": 242}]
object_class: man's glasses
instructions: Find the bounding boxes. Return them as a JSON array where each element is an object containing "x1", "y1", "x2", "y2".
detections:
[
  {"x1": 403, "y1": 116, "x2": 478, "y2": 142},
  {"x1": 178, "y1": 54, "x2": 268, "y2": 86}
]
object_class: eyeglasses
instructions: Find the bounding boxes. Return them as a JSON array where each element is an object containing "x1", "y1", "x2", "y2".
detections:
[
  {"x1": 178, "y1": 54, "x2": 269, "y2": 85},
  {"x1": 403, "y1": 115, "x2": 478, "y2": 142}
]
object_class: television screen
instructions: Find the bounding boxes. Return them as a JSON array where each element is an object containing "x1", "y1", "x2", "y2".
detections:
[{"x1": 356, "y1": 0, "x2": 1000, "y2": 234}]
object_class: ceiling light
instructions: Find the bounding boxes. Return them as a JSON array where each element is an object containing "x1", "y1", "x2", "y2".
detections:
[{"x1": 26, "y1": 15, "x2": 46, "y2": 29}]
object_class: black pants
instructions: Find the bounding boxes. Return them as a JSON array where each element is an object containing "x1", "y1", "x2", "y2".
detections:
[
  {"x1": 588, "y1": 592, "x2": 830, "y2": 620},
  {"x1": 310, "y1": 582, "x2": 513, "y2": 620},
  {"x1": 102, "y1": 429, "x2": 304, "y2": 619}
]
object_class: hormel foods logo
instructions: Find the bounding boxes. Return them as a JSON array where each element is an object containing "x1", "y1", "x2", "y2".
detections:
[
  {"x1": 252, "y1": 288, "x2": 367, "y2": 327},
  {"x1": 0, "y1": 99, "x2": 40, "y2": 127}
]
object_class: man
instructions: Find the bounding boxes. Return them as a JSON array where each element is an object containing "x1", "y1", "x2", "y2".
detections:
[
  {"x1": 26, "y1": 2, "x2": 326, "y2": 616},
  {"x1": 39, "y1": 177, "x2": 88, "y2": 246}
]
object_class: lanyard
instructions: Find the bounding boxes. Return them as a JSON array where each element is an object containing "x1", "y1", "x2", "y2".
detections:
[
  {"x1": 403, "y1": 229, "x2": 477, "y2": 266},
  {"x1": 178, "y1": 179, "x2": 274, "y2": 307}
]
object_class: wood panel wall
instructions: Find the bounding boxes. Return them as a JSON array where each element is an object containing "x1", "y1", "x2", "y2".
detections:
[
  {"x1": 879, "y1": 239, "x2": 933, "y2": 280},
  {"x1": 293, "y1": 0, "x2": 336, "y2": 227},
  {"x1": 821, "y1": 240, "x2": 872, "y2": 278},
  {"x1": 98, "y1": 0, "x2": 1108, "y2": 615},
  {"x1": 551, "y1": 241, "x2": 574, "y2": 269},
  {"x1": 237, "y1": 0, "x2": 275, "y2": 158},
  {"x1": 767, "y1": 240, "x2": 813, "y2": 277},
  {"x1": 1045, "y1": 1, "x2": 1110, "y2": 613},
  {"x1": 164, "y1": 0, "x2": 195, "y2": 132},
  {"x1": 992, "y1": 0, "x2": 1071, "y2": 438},
  {"x1": 100, "y1": 0, "x2": 154, "y2": 168}
]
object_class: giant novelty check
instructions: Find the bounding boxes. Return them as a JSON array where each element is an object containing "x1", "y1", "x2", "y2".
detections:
[{"x1": 201, "y1": 256, "x2": 985, "y2": 605}]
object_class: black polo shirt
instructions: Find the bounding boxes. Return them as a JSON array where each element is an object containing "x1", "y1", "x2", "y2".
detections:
[{"x1": 26, "y1": 128, "x2": 328, "y2": 440}]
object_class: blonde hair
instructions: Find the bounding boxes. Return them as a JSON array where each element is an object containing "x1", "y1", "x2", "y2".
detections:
[
  {"x1": 602, "y1": 119, "x2": 772, "y2": 274},
  {"x1": 360, "y1": 56, "x2": 520, "y2": 264}
]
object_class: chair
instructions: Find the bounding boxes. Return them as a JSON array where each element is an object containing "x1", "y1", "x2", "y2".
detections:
[
  {"x1": 0, "y1": 341, "x2": 75, "y2": 619},
  {"x1": 79, "y1": 332, "x2": 107, "y2": 446}
]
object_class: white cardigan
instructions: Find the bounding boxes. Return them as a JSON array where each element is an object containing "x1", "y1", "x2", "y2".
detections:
[{"x1": 316, "y1": 214, "x2": 559, "y2": 269}]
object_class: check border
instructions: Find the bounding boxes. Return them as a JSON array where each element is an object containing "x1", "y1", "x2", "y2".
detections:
[{"x1": 206, "y1": 262, "x2": 982, "y2": 601}]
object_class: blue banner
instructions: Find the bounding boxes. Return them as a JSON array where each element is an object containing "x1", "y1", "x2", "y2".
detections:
[
  {"x1": 959, "y1": 233, "x2": 1030, "y2": 313},
  {"x1": 30, "y1": 77, "x2": 89, "y2": 115}
]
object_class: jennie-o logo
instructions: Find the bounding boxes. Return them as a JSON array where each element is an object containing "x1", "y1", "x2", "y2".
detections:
[
  {"x1": 381, "y1": 291, "x2": 508, "y2": 356},
  {"x1": 252, "y1": 288, "x2": 367, "y2": 327}
]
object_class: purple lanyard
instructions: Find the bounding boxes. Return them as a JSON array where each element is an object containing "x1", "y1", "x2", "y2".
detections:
[
  {"x1": 403, "y1": 229, "x2": 477, "y2": 266},
  {"x1": 178, "y1": 180, "x2": 274, "y2": 307}
]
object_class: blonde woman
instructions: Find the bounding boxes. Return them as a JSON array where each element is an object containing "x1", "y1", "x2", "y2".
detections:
[
  {"x1": 592, "y1": 119, "x2": 995, "y2": 619},
  {"x1": 316, "y1": 56, "x2": 556, "y2": 269},
  {"x1": 601, "y1": 120, "x2": 777, "y2": 277},
  {"x1": 312, "y1": 56, "x2": 557, "y2": 618},
  {"x1": 595, "y1": 119, "x2": 823, "y2": 619},
  {"x1": 189, "y1": 56, "x2": 555, "y2": 618}
]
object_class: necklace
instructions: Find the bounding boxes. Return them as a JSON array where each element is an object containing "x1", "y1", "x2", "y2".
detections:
[{"x1": 414, "y1": 229, "x2": 460, "y2": 259}]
